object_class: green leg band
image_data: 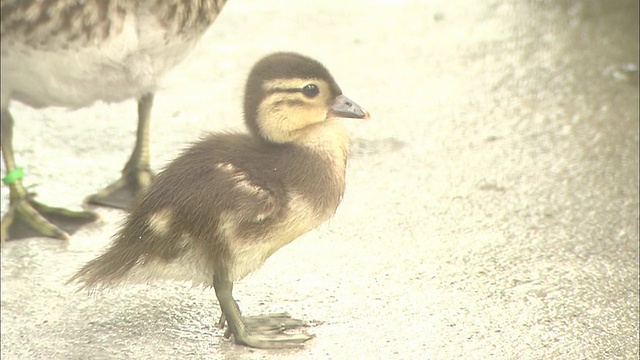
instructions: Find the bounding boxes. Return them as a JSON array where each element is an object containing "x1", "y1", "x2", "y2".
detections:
[{"x1": 3, "y1": 168, "x2": 24, "y2": 185}]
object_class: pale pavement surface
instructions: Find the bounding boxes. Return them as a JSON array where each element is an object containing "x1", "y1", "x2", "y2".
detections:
[{"x1": 1, "y1": 0, "x2": 638, "y2": 359}]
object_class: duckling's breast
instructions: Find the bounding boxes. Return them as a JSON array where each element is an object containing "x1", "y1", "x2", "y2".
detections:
[{"x1": 224, "y1": 194, "x2": 327, "y2": 281}]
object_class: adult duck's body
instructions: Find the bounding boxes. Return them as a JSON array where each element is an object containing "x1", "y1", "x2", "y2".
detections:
[
  {"x1": 69, "y1": 52, "x2": 369, "y2": 348},
  {"x1": 1, "y1": 0, "x2": 229, "y2": 241}
]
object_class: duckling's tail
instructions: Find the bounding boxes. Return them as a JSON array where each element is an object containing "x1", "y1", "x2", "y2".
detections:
[{"x1": 66, "y1": 239, "x2": 143, "y2": 291}]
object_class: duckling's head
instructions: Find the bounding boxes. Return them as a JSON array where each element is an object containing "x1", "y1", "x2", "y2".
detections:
[{"x1": 243, "y1": 52, "x2": 368, "y2": 144}]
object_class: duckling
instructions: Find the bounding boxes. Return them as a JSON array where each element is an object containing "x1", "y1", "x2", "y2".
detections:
[
  {"x1": 68, "y1": 52, "x2": 369, "y2": 349},
  {"x1": 0, "y1": 0, "x2": 229, "y2": 241}
]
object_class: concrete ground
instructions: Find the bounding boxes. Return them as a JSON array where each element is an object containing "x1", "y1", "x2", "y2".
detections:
[{"x1": 1, "y1": 0, "x2": 638, "y2": 359}]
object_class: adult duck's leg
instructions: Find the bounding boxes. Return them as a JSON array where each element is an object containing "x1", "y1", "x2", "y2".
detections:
[
  {"x1": 213, "y1": 275, "x2": 314, "y2": 349},
  {"x1": 86, "y1": 93, "x2": 155, "y2": 210},
  {"x1": 1, "y1": 109, "x2": 98, "y2": 242}
]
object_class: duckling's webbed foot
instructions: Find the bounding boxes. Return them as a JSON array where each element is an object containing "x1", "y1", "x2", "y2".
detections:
[
  {"x1": 227, "y1": 314, "x2": 314, "y2": 348},
  {"x1": 213, "y1": 276, "x2": 315, "y2": 349},
  {"x1": 219, "y1": 313, "x2": 312, "y2": 338},
  {"x1": 237, "y1": 329, "x2": 314, "y2": 349},
  {"x1": 245, "y1": 313, "x2": 311, "y2": 332},
  {"x1": 1, "y1": 198, "x2": 99, "y2": 241},
  {"x1": 85, "y1": 94, "x2": 155, "y2": 210}
]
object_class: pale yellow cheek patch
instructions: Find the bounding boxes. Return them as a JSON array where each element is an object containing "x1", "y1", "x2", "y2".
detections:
[
  {"x1": 148, "y1": 208, "x2": 173, "y2": 235},
  {"x1": 255, "y1": 78, "x2": 336, "y2": 144}
]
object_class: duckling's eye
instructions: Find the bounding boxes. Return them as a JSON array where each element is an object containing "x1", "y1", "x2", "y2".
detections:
[{"x1": 301, "y1": 84, "x2": 319, "y2": 98}]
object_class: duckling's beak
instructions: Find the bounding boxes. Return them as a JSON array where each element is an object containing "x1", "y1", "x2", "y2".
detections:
[{"x1": 329, "y1": 95, "x2": 370, "y2": 119}]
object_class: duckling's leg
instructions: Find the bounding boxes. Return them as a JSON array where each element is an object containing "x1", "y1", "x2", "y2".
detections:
[
  {"x1": 1, "y1": 109, "x2": 99, "y2": 241},
  {"x1": 85, "y1": 93, "x2": 155, "y2": 209},
  {"x1": 213, "y1": 275, "x2": 314, "y2": 349}
]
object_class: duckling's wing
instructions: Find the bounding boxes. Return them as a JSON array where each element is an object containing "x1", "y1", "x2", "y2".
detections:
[{"x1": 207, "y1": 161, "x2": 286, "y2": 225}]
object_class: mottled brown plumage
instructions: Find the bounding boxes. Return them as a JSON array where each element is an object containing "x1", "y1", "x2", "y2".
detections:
[
  {"x1": 0, "y1": 0, "x2": 225, "y2": 47},
  {"x1": 1, "y1": 0, "x2": 228, "y2": 241},
  {"x1": 69, "y1": 52, "x2": 369, "y2": 348}
]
